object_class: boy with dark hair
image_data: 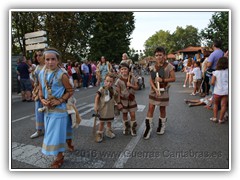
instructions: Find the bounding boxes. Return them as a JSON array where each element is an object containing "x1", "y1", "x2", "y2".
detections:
[{"x1": 143, "y1": 47, "x2": 176, "y2": 140}]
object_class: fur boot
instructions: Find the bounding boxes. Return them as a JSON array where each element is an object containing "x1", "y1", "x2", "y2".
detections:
[
  {"x1": 95, "y1": 131, "x2": 104, "y2": 143},
  {"x1": 130, "y1": 120, "x2": 137, "y2": 136},
  {"x1": 122, "y1": 120, "x2": 130, "y2": 135},
  {"x1": 157, "y1": 117, "x2": 167, "y2": 135},
  {"x1": 143, "y1": 118, "x2": 153, "y2": 140},
  {"x1": 105, "y1": 128, "x2": 116, "y2": 139}
]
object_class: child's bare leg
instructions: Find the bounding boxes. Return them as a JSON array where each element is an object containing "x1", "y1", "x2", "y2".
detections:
[
  {"x1": 106, "y1": 121, "x2": 112, "y2": 129},
  {"x1": 197, "y1": 80, "x2": 201, "y2": 92},
  {"x1": 193, "y1": 82, "x2": 196, "y2": 93},
  {"x1": 95, "y1": 121, "x2": 104, "y2": 143},
  {"x1": 184, "y1": 99, "x2": 199, "y2": 104},
  {"x1": 213, "y1": 96, "x2": 220, "y2": 119},
  {"x1": 189, "y1": 75, "x2": 193, "y2": 86},
  {"x1": 159, "y1": 106, "x2": 166, "y2": 118},
  {"x1": 130, "y1": 111, "x2": 136, "y2": 121},
  {"x1": 189, "y1": 102, "x2": 204, "y2": 107},
  {"x1": 184, "y1": 74, "x2": 188, "y2": 86},
  {"x1": 98, "y1": 121, "x2": 105, "y2": 132},
  {"x1": 219, "y1": 96, "x2": 228, "y2": 121},
  {"x1": 122, "y1": 112, "x2": 128, "y2": 121},
  {"x1": 147, "y1": 103, "x2": 155, "y2": 118},
  {"x1": 189, "y1": 99, "x2": 200, "y2": 103}
]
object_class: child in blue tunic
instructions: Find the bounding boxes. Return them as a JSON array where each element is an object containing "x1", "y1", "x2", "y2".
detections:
[
  {"x1": 39, "y1": 48, "x2": 74, "y2": 168},
  {"x1": 30, "y1": 50, "x2": 45, "y2": 139}
]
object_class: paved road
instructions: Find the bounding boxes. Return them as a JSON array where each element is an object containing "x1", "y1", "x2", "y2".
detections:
[{"x1": 10, "y1": 72, "x2": 229, "y2": 170}]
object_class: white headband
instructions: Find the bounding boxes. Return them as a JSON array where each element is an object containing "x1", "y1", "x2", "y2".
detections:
[{"x1": 43, "y1": 50, "x2": 60, "y2": 56}]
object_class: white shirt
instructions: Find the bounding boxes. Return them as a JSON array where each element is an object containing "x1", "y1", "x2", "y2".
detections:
[
  {"x1": 213, "y1": 69, "x2": 228, "y2": 95},
  {"x1": 71, "y1": 67, "x2": 76, "y2": 74},
  {"x1": 191, "y1": 67, "x2": 201, "y2": 80},
  {"x1": 183, "y1": 59, "x2": 188, "y2": 67}
]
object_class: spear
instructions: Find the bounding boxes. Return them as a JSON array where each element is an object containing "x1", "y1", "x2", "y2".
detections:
[
  {"x1": 92, "y1": 113, "x2": 100, "y2": 137},
  {"x1": 156, "y1": 72, "x2": 161, "y2": 96}
]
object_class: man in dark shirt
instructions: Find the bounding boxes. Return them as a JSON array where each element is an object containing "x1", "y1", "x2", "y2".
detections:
[{"x1": 17, "y1": 56, "x2": 33, "y2": 102}]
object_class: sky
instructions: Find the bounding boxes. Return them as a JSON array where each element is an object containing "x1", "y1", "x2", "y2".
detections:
[{"x1": 130, "y1": 11, "x2": 215, "y2": 51}]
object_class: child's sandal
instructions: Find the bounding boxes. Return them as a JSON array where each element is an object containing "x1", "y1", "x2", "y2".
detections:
[
  {"x1": 210, "y1": 117, "x2": 218, "y2": 122},
  {"x1": 66, "y1": 139, "x2": 74, "y2": 152},
  {"x1": 218, "y1": 119, "x2": 225, "y2": 124},
  {"x1": 50, "y1": 156, "x2": 64, "y2": 168}
]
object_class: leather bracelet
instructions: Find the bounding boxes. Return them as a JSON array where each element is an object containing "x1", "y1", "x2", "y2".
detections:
[{"x1": 57, "y1": 99, "x2": 62, "y2": 104}]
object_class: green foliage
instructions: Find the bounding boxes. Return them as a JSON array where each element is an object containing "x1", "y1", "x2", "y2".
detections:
[
  {"x1": 144, "y1": 30, "x2": 172, "y2": 56},
  {"x1": 11, "y1": 11, "x2": 135, "y2": 63},
  {"x1": 144, "y1": 25, "x2": 201, "y2": 56},
  {"x1": 200, "y1": 12, "x2": 229, "y2": 51},
  {"x1": 88, "y1": 12, "x2": 135, "y2": 63},
  {"x1": 172, "y1": 25, "x2": 201, "y2": 51},
  {"x1": 11, "y1": 12, "x2": 44, "y2": 57}
]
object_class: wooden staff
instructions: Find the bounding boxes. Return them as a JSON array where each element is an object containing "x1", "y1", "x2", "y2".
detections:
[
  {"x1": 92, "y1": 112, "x2": 99, "y2": 137},
  {"x1": 128, "y1": 74, "x2": 131, "y2": 83},
  {"x1": 127, "y1": 74, "x2": 131, "y2": 89},
  {"x1": 156, "y1": 72, "x2": 161, "y2": 96}
]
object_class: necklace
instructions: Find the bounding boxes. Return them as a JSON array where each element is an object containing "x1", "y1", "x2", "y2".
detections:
[{"x1": 43, "y1": 67, "x2": 59, "y2": 89}]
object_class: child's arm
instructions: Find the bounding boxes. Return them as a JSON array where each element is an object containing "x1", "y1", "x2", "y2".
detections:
[
  {"x1": 115, "y1": 83, "x2": 123, "y2": 110},
  {"x1": 127, "y1": 77, "x2": 139, "y2": 90},
  {"x1": 165, "y1": 69, "x2": 176, "y2": 83},
  {"x1": 38, "y1": 83, "x2": 49, "y2": 107},
  {"x1": 150, "y1": 76, "x2": 160, "y2": 96},
  {"x1": 211, "y1": 75, "x2": 216, "y2": 86}
]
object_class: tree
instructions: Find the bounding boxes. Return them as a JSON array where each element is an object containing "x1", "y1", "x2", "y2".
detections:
[
  {"x1": 11, "y1": 12, "x2": 44, "y2": 56},
  {"x1": 200, "y1": 11, "x2": 229, "y2": 51},
  {"x1": 143, "y1": 25, "x2": 200, "y2": 56},
  {"x1": 172, "y1": 25, "x2": 201, "y2": 51},
  {"x1": 11, "y1": 11, "x2": 135, "y2": 63},
  {"x1": 88, "y1": 12, "x2": 135, "y2": 63},
  {"x1": 144, "y1": 30, "x2": 172, "y2": 57},
  {"x1": 44, "y1": 12, "x2": 94, "y2": 61}
]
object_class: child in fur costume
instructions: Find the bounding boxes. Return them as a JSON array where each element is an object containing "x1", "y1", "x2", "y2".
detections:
[
  {"x1": 143, "y1": 47, "x2": 176, "y2": 140},
  {"x1": 115, "y1": 63, "x2": 139, "y2": 136},
  {"x1": 94, "y1": 73, "x2": 119, "y2": 143}
]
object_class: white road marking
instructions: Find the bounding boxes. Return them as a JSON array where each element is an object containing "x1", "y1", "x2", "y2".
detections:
[
  {"x1": 11, "y1": 142, "x2": 105, "y2": 168},
  {"x1": 80, "y1": 117, "x2": 99, "y2": 127},
  {"x1": 13, "y1": 102, "x2": 145, "y2": 130},
  {"x1": 112, "y1": 118, "x2": 145, "y2": 168},
  {"x1": 12, "y1": 102, "x2": 88, "y2": 123},
  {"x1": 12, "y1": 114, "x2": 35, "y2": 123},
  {"x1": 137, "y1": 105, "x2": 146, "y2": 112}
]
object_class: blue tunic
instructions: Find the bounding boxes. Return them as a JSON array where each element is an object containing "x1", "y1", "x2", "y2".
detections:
[
  {"x1": 39, "y1": 68, "x2": 71, "y2": 156},
  {"x1": 34, "y1": 65, "x2": 44, "y2": 130},
  {"x1": 99, "y1": 64, "x2": 109, "y2": 87}
]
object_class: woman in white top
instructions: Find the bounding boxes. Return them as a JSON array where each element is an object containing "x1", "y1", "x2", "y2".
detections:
[{"x1": 210, "y1": 57, "x2": 228, "y2": 123}]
